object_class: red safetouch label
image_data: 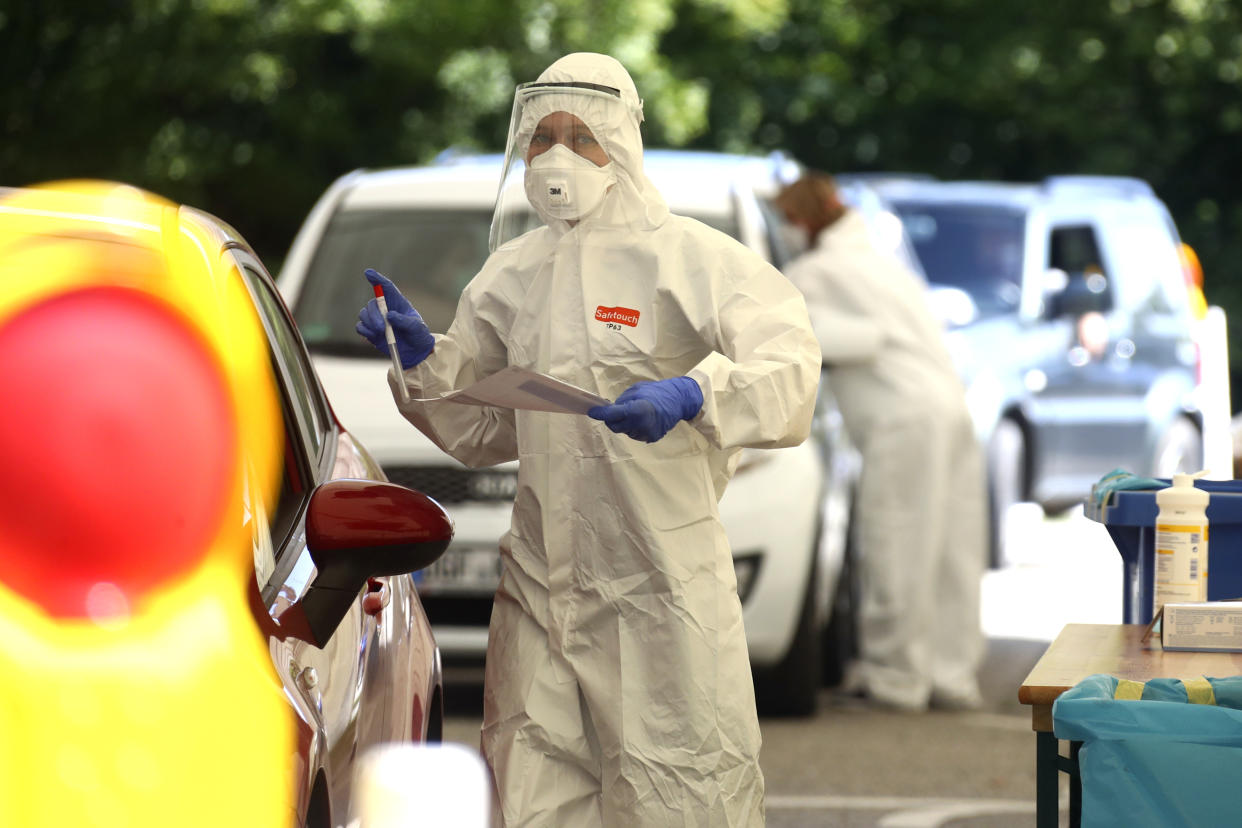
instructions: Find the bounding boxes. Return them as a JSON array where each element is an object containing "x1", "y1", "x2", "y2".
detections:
[{"x1": 594, "y1": 305, "x2": 640, "y2": 327}]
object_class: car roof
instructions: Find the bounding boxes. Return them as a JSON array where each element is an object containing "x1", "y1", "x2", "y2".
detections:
[
  {"x1": 871, "y1": 176, "x2": 1161, "y2": 212},
  {"x1": 643, "y1": 148, "x2": 797, "y2": 197},
  {"x1": 0, "y1": 184, "x2": 171, "y2": 246},
  {"x1": 0, "y1": 184, "x2": 243, "y2": 262},
  {"x1": 334, "y1": 149, "x2": 797, "y2": 216},
  {"x1": 336, "y1": 158, "x2": 505, "y2": 210}
]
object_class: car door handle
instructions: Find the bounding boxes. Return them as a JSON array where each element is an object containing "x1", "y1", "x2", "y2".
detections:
[
  {"x1": 362, "y1": 576, "x2": 390, "y2": 616},
  {"x1": 296, "y1": 666, "x2": 319, "y2": 691}
]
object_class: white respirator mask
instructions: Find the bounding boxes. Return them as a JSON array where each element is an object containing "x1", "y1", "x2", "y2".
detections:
[{"x1": 524, "y1": 143, "x2": 616, "y2": 221}]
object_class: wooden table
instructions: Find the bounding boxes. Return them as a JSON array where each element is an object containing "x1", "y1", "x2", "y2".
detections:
[{"x1": 1018, "y1": 623, "x2": 1242, "y2": 828}]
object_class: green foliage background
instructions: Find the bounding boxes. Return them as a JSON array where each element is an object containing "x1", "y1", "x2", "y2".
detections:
[{"x1": 4, "y1": 0, "x2": 1241, "y2": 398}]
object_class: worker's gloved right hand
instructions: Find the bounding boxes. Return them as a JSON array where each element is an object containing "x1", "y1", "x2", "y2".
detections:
[
  {"x1": 356, "y1": 268, "x2": 435, "y2": 369},
  {"x1": 588, "y1": 377, "x2": 704, "y2": 442}
]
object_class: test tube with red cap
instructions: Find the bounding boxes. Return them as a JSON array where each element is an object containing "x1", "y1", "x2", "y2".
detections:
[{"x1": 372, "y1": 282, "x2": 410, "y2": 403}]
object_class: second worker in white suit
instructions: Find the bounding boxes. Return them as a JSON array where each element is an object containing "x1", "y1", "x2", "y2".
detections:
[
  {"x1": 356, "y1": 54, "x2": 820, "y2": 825},
  {"x1": 776, "y1": 172, "x2": 987, "y2": 712}
]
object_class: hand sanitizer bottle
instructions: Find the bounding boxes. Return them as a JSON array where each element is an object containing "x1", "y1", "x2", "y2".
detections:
[{"x1": 1153, "y1": 471, "x2": 1210, "y2": 618}]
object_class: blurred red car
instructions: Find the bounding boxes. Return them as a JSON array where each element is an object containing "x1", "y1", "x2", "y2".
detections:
[{"x1": 0, "y1": 183, "x2": 452, "y2": 828}]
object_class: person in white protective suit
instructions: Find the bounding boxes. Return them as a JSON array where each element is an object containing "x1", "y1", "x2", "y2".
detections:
[
  {"x1": 355, "y1": 53, "x2": 820, "y2": 826},
  {"x1": 775, "y1": 172, "x2": 987, "y2": 712}
]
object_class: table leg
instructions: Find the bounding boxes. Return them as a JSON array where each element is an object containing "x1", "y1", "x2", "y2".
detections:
[
  {"x1": 1068, "y1": 740, "x2": 1082, "y2": 827},
  {"x1": 1036, "y1": 730, "x2": 1059, "y2": 828}
]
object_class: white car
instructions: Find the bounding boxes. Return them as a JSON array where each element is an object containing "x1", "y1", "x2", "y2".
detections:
[{"x1": 278, "y1": 150, "x2": 859, "y2": 715}]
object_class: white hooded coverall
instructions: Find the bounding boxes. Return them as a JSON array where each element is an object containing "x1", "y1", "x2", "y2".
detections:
[
  {"x1": 389, "y1": 53, "x2": 820, "y2": 825},
  {"x1": 784, "y1": 209, "x2": 986, "y2": 711}
]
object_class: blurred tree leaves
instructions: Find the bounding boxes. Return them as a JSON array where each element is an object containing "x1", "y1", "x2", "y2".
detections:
[
  {"x1": 1, "y1": 0, "x2": 707, "y2": 260},
  {"x1": 3, "y1": 0, "x2": 1241, "y2": 379},
  {"x1": 660, "y1": 0, "x2": 1242, "y2": 376}
]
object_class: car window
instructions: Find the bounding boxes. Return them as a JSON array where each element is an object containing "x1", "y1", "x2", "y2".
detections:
[
  {"x1": 237, "y1": 260, "x2": 328, "y2": 554},
  {"x1": 892, "y1": 202, "x2": 1025, "y2": 317},
  {"x1": 294, "y1": 201, "x2": 746, "y2": 356},
  {"x1": 1048, "y1": 226, "x2": 1106, "y2": 275},
  {"x1": 1048, "y1": 225, "x2": 1113, "y2": 309},
  {"x1": 294, "y1": 208, "x2": 508, "y2": 349},
  {"x1": 679, "y1": 210, "x2": 739, "y2": 242},
  {"x1": 245, "y1": 467, "x2": 277, "y2": 588},
  {"x1": 755, "y1": 197, "x2": 795, "y2": 269},
  {"x1": 243, "y1": 264, "x2": 328, "y2": 458}
]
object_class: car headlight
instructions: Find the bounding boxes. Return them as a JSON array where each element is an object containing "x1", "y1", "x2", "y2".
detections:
[{"x1": 964, "y1": 372, "x2": 1004, "y2": 442}]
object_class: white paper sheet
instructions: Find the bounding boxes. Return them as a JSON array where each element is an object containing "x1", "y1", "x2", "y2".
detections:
[{"x1": 411, "y1": 366, "x2": 610, "y2": 415}]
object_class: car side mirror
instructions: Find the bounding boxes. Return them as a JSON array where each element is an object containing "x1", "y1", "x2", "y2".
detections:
[{"x1": 300, "y1": 479, "x2": 453, "y2": 646}]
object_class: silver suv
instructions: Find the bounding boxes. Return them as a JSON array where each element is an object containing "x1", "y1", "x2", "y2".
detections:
[{"x1": 872, "y1": 176, "x2": 1222, "y2": 566}]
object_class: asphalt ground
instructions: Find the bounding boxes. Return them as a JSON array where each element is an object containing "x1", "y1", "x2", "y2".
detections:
[{"x1": 443, "y1": 507, "x2": 1119, "y2": 827}]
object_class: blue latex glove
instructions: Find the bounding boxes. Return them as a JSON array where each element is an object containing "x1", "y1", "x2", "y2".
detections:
[
  {"x1": 588, "y1": 377, "x2": 704, "y2": 443},
  {"x1": 355, "y1": 268, "x2": 435, "y2": 369}
]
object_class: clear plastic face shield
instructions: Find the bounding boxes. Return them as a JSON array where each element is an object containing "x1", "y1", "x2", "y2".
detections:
[{"x1": 490, "y1": 81, "x2": 636, "y2": 251}]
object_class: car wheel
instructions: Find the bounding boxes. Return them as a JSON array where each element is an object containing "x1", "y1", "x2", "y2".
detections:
[
  {"x1": 1154, "y1": 416, "x2": 1203, "y2": 476},
  {"x1": 753, "y1": 556, "x2": 822, "y2": 717},
  {"x1": 987, "y1": 418, "x2": 1025, "y2": 569},
  {"x1": 821, "y1": 529, "x2": 858, "y2": 688}
]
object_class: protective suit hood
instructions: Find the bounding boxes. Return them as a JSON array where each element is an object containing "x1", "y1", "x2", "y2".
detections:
[{"x1": 491, "y1": 52, "x2": 668, "y2": 250}]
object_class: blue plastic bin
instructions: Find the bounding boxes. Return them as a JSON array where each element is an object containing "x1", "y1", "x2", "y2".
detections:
[
  {"x1": 1054, "y1": 674, "x2": 1242, "y2": 828},
  {"x1": 1085, "y1": 479, "x2": 1242, "y2": 625}
]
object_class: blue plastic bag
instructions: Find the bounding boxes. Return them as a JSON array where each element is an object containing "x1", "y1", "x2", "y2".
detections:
[{"x1": 1053, "y1": 674, "x2": 1242, "y2": 827}]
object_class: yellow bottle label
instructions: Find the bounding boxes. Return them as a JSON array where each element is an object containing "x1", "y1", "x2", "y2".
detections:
[{"x1": 1154, "y1": 522, "x2": 1208, "y2": 614}]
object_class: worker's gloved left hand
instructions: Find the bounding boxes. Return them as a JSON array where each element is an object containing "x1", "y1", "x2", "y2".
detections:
[
  {"x1": 356, "y1": 268, "x2": 435, "y2": 369},
  {"x1": 588, "y1": 377, "x2": 704, "y2": 442}
]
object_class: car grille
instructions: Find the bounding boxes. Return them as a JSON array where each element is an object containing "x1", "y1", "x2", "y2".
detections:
[
  {"x1": 384, "y1": 465, "x2": 517, "y2": 504},
  {"x1": 419, "y1": 595, "x2": 496, "y2": 627}
]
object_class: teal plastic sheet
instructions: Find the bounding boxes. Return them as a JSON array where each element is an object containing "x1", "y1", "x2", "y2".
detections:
[
  {"x1": 1090, "y1": 467, "x2": 1165, "y2": 507},
  {"x1": 1053, "y1": 674, "x2": 1242, "y2": 827}
]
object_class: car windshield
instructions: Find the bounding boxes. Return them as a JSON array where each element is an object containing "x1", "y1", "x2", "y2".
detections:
[
  {"x1": 293, "y1": 208, "x2": 503, "y2": 355},
  {"x1": 293, "y1": 204, "x2": 740, "y2": 357},
  {"x1": 689, "y1": 211, "x2": 737, "y2": 241},
  {"x1": 890, "y1": 202, "x2": 1025, "y2": 316}
]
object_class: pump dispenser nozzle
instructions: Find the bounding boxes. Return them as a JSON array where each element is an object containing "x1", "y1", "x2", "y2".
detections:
[{"x1": 1171, "y1": 470, "x2": 1209, "y2": 489}]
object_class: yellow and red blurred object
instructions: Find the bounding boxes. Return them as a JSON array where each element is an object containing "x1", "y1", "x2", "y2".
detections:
[
  {"x1": 0, "y1": 182, "x2": 292, "y2": 826},
  {"x1": 1180, "y1": 241, "x2": 1208, "y2": 320}
]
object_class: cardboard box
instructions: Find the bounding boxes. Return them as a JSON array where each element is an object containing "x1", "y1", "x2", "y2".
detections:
[{"x1": 1161, "y1": 602, "x2": 1242, "y2": 652}]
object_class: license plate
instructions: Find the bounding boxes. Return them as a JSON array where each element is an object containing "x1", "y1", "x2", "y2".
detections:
[
  {"x1": 417, "y1": 546, "x2": 503, "y2": 594},
  {"x1": 467, "y1": 470, "x2": 518, "y2": 500}
]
